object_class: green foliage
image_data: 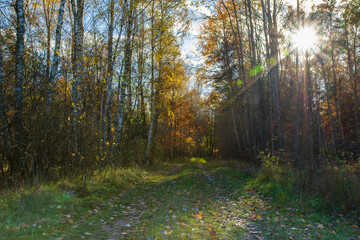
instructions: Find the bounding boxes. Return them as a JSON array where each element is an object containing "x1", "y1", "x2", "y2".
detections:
[
  {"x1": 255, "y1": 151, "x2": 360, "y2": 217},
  {"x1": 310, "y1": 197, "x2": 324, "y2": 211},
  {"x1": 189, "y1": 157, "x2": 207, "y2": 163},
  {"x1": 257, "y1": 151, "x2": 289, "y2": 184}
]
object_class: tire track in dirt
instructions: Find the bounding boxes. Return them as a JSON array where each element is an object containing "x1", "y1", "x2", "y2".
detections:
[
  {"x1": 103, "y1": 164, "x2": 186, "y2": 239},
  {"x1": 167, "y1": 163, "x2": 185, "y2": 176},
  {"x1": 197, "y1": 162, "x2": 264, "y2": 240}
]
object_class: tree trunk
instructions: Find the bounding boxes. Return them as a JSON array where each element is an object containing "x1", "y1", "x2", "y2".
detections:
[
  {"x1": 143, "y1": 0, "x2": 157, "y2": 165},
  {"x1": 12, "y1": 0, "x2": 26, "y2": 175},
  {"x1": 115, "y1": 0, "x2": 134, "y2": 152},
  {"x1": 70, "y1": 0, "x2": 84, "y2": 160},
  {"x1": 0, "y1": 28, "x2": 9, "y2": 175},
  {"x1": 103, "y1": 0, "x2": 115, "y2": 159},
  {"x1": 48, "y1": 0, "x2": 66, "y2": 105}
]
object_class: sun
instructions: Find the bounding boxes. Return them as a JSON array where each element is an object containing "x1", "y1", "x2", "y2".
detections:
[{"x1": 292, "y1": 26, "x2": 318, "y2": 52}]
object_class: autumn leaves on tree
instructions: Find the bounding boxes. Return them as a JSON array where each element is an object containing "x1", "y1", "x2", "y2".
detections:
[
  {"x1": 198, "y1": 0, "x2": 359, "y2": 174},
  {"x1": 0, "y1": 0, "x2": 359, "y2": 185},
  {"x1": 1, "y1": 0, "x2": 215, "y2": 181}
]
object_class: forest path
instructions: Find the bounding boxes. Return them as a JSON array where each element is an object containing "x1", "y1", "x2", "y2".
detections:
[
  {"x1": 3, "y1": 160, "x2": 358, "y2": 239},
  {"x1": 99, "y1": 161, "x2": 359, "y2": 239},
  {"x1": 101, "y1": 161, "x2": 268, "y2": 239}
]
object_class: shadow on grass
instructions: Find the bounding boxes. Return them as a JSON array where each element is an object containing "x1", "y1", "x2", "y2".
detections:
[{"x1": 100, "y1": 162, "x2": 257, "y2": 239}]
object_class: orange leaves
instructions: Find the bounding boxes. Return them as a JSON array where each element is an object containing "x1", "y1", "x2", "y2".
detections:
[
  {"x1": 5, "y1": 223, "x2": 27, "y2": 232},
  {"x1": 209, "y1": 228, "x2": 217, "y2": 238},
  {"x1": 11, "y1": 226, "x2": 20, "y2": 231},
  {"x1": 194, "y1": 214, "x2": 203, "y2": 220}
]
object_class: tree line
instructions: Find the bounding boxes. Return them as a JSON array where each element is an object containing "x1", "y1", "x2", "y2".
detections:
[
  {"x1": 0, "y1": 0, "x2": 214, "y2": 184},
  {"x1": 198, "y1": 0, "x2": 359, "y2": 180}
]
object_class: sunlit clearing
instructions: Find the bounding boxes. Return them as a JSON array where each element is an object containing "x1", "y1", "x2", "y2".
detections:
[
  {"x1": 292, "y1": 26, "x2": 318, "y2": 52},
  {"x1": 190, "y1": 157, "x2": 207, "y2": 163}
]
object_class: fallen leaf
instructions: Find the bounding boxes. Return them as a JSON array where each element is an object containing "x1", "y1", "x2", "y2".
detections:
[
  {"x1": 317, "y1": 223, "x2": 324, "y2": 229},
  {"x1": 194, "y1": 214, "x2": 202, "y2": 220}
]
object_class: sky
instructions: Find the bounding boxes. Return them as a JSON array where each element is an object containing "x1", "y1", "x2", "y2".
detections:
[{"x1": 181, "y1": 1, "x2": 211, "y2": 67}]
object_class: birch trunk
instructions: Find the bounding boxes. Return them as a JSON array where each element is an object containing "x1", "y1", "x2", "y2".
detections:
[
  {"x1": 70, "y1": 0, "x2": 84, "y2": 159},
  {"x1": 143, "y1": 0, "x2": 156, "y2": 165},
  {"x1": 12, "y1": 0, "x2": 26, "y2": 175},
  {"x1": 48, "y1": 0, "x2": 66, "y2": 105},
  {"x1": 103, "y1": 0, "x2": 115, "y2": 156},
  {"x1": 115, "y1": 0, "x2": 134, "y2": 151}
]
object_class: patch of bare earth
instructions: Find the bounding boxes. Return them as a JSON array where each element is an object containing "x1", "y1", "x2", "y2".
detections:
[
  {"x1": 102, "y1": 164, "x2": 185, "y2": 239},
  {"x1": 197, "y1": 162, "x2": 264, "y2": 240},
  {"x1": 167, "y1": 163, "x2": 185, "y2": 176},
  {"x1": 197, "y1": 163, "x2": 214, "y2": 181},
  {"x1": 102, "y1": 201, "x2": 145, "y2": 240}
]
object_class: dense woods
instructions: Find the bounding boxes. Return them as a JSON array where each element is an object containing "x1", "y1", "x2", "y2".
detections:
[
  {"x1": 0, "y1": 0, "x2": 359, "y2": 208},
  {"x1": 0, "y1": 0, "x2": 360, "y2": 238},
  {"x1": 196, "y1": 0, "x2": 360, "y2": 212},
  {"x1": 0, "y1": 0, "x2": 217, "y2": 183},
  {"x1": 199, "y1": 0, "x2": 360, "y2": 170}
]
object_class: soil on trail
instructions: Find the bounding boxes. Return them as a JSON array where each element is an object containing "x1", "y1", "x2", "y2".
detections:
[
  {"x1": 167, "y1": 163, "x2": 185, "y2": 176},
  {"x1": 102, "y1": 163, "x2": 266, "y2": 239},
  {"x1": 2, "y1": 162, "x2": 359, "y2": 240},
  {"x1": 103, "y1": 164, "x2": 187, "y2": 239},
  {"x1": 100, "y1": 162, "x2": 359, "y2": 240}
]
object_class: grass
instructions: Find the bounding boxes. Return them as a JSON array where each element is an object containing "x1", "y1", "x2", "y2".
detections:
[
  {"x1": 0, "y1": 159, "x2": 359, "y2": 239},
  {"x1": 0, "y1": 167, "x2": 150, "y2": 240}
]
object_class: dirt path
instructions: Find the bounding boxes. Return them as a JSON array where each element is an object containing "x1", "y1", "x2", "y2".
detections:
[
  {"x1": 197, "y1": 162, "x2": 264, "y2": 240},
  {"x1": 99, "y1": 162, "x2": 359, "y2": 239},
  {"x1": 102, "y1": 164, "x2": 186, "y2": 239},
  {"x1": 104, "y1": 162, "x2": 265, "y2": 239},
  {"x1": 197, "y1": 162, "x2": 214, "y2": 181},
  {"x1": 3, "y1": 161, "x2": 359, "y2": 239},
  {"x1": 167, "y1": 163, "x2": 185, "y2": 176}
]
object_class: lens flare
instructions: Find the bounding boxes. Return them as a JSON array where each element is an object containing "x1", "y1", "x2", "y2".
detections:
[{"x1": 292, "y1": 26, "x2": 318, "y2": 52}]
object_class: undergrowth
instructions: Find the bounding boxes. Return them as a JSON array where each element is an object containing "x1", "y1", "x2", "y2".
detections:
[
  {"x1": 255, "y1": 152, "x2": 360, "y2": 220},
  {"x1": 0, "y1": 166, "x2": 149, "y2": 239}
]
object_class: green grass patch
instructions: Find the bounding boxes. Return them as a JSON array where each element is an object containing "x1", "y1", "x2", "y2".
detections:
[
  {"x1": 0, "y1": 161, "x2": 359, "y2": 239},
  {"x1": 0, "y1": 166, "x2": 149, "y2": 240},
  {"x1": 189, "y1": 157, "x2": 207, "y2": 163}
]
